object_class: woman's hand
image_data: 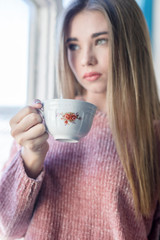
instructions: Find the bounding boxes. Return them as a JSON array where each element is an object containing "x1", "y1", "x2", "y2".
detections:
[{"x1": 9, "y1": 102, "x2": 49, "y2": 178}]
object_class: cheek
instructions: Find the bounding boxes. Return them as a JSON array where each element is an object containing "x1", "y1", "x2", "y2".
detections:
[
  {"x1": 67, "y1": 52, "x2": 78, "y2": 74},
  {"x1": 99, "y1": 52, "x2": 109, "y2": 71}
]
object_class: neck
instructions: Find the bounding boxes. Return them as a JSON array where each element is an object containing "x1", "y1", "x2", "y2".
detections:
[{"x1": 83, "y1": 92, "x2": 107, "y2": 113}]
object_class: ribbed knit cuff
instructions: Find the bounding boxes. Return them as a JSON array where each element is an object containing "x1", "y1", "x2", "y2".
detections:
[{"x1": 0, "y1": 150, "x2": 45, "y2": 238}]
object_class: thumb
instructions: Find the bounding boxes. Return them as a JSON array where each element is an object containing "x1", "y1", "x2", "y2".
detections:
[{"x1": 31, "y1": 99, "x2": 43, "y2": 109}]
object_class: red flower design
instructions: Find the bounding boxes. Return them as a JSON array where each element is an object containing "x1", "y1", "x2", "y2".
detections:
[{"x1": 58, "y1": 112, "x2": 81, "y2": 125}]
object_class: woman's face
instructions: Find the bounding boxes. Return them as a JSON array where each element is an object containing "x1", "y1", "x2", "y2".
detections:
[{"x1": 66, "y1": 10, "x2": 110, "y2": 97}]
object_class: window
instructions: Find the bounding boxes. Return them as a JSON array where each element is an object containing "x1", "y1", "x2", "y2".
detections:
[
  {"x1": 0, "y1": 0, "x2": 29, "y2": 106},
  {"x1": 0, "y1": 0, "x2": 59, "y2": 171},
  {"x1": 135, "y1": 0, "x2": 153, "y2": 37},
  {"x1": 0, "y1": 0, "x2": 30, "y2": 170},
  {"x1": 63, "y1": 0, "x2": 73, "y2": 8}
]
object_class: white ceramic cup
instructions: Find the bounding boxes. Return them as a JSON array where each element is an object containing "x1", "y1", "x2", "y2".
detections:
[{"x1": 41, "y1": 99, "x2": 97, "y2": 143}]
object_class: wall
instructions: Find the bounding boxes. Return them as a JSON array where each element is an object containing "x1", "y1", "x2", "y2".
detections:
[{"x1": 153, "y1": 0, "x2": 160, "y2": 93}]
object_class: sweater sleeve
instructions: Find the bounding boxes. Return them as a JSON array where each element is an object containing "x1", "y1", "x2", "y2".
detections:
[{"x1": 0, "y1": 142, "x2": 45, "y2": 239}]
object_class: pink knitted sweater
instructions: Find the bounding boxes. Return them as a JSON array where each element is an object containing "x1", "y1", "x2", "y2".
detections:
[{"x1": 0, "y1": 110, "x2": 160, "y2": 240}]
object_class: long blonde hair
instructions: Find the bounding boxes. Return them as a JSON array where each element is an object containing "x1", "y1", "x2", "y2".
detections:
[{"x1": 57, "y1": 0, "x2": 160, "y2": 217}]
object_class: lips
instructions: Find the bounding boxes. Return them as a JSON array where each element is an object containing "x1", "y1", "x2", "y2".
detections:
[{"x1": 83, "y1": 72, "x2": 102, "y2": 82}]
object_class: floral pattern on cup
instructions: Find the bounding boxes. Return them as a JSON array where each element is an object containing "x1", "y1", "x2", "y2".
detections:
[{"x1": 57, "y1": 112, "x2": 81, "y2": 125}]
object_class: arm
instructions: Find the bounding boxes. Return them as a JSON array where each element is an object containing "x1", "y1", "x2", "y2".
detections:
[
  {"x1": 0, "y1": 146, "x2": 45, "y2": 239},
  {"x1": 0, "y1": 103, "x2": 49, "y2": 238}
]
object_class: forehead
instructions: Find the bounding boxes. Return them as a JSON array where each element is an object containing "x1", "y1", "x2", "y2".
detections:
[{"x1": 67, "y1": 10, "x2": 109, "y2": 37}]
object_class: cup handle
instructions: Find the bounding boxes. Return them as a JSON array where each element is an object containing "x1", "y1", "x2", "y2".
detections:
[
  {"x1": 33, "y1": 99, "x2": 44, "y2": 117},
  {"x1": 38, "y1": 104, "x2": 44, "y2": 120},
  {"x1": 34, "y1": 99, "x2": 48, "y2": 132}
]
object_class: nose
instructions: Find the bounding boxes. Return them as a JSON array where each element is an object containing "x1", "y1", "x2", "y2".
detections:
[{"x1": 81, "y1": 47, "x2": 97, "y2": 66}]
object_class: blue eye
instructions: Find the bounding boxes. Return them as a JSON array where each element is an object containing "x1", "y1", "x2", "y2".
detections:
[
  {"x1": 96, "y1": 39, "x2": 108, "y2": 45},
  {"x1": 68, "y1": 44, "x2": 80, "y2": 51}
]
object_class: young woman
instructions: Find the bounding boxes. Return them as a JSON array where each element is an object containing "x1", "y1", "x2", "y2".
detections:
[{"x1": 0, "y1": 0, "x2": 160, "y2": 239}]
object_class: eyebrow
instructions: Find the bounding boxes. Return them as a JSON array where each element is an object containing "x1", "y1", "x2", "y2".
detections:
[
  {"x1": 92, "y1": 31, "x2": 109, "y2": 38},
  {"x1": 65, "y1": 37, "x2": 78, "y2": 44},
  {"x1": 65, "y1": 31, "x2": 109, "y2": 44}
]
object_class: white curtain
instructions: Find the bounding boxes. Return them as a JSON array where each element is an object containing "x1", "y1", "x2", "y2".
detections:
[{"x1": 27, "y1": 0, "x2": 63, "y2": 104}]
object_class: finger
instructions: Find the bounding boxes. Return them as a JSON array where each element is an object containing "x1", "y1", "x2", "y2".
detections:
[
  {"x1": 15, "y1": 123, "x2": 47, "y2": 146},
  {"x1": 23, "y1": 123, "x2": 46, "y2": 140},
  {"x1": 10, "y1": 99, "x2": 43, "y2": 127},
  {"x1": 10, "y1": 106, "x2": 39, "y2": 127},
  {"x1": 30, "y1": 103, "x2": 43, "y2": 109},
  {"x1": 18, "y1": 132, "x2": 49, "y2": 151},
  {"x1": 11, "y1": 112, "x2": 42, "y2": 138},
  {"x1": 31, "y1": 99, "x2": 43, "y2": 106}
]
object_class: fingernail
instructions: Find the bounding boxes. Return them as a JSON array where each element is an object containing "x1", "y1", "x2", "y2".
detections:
[{"x1": 33, "y1": 99, "x2": 42, "y2": 104}]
